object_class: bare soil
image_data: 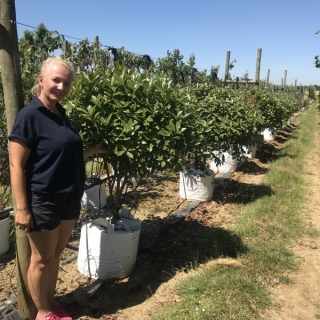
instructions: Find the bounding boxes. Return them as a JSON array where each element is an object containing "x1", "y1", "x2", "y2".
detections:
[{"x1": 1, "y1": 112, "x2": 320, "y2": 320}]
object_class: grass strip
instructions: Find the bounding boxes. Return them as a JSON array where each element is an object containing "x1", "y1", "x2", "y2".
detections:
[{"x1": 155, "y1": 103, "x2": 319, "y2": 320}]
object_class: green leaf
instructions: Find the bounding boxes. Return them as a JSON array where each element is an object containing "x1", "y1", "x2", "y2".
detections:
[
  {"x1": 91, "y1": 95, "x2": 100, "y2": 107},
  {"x1": 126, "y1": 151, "x2": 134, "y2": 159}
]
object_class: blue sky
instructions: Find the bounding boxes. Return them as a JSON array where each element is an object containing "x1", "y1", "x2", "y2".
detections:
[{"x1": 14, "y1": 0, "x2": 320, "y2": 86}]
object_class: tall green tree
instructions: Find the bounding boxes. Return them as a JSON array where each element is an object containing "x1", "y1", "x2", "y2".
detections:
[
  {"x1": 156, "y1": 49, "x2": 195, "y2": 86},
  {"x1": 308, "y1": 85, "x2": 316, "y2": 100},
  {"x1": 19, "y1": 23, "x2": 64, "y2": 98}
]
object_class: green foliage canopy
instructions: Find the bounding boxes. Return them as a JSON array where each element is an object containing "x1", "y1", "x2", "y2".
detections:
[{"x1": 65, "y1": 65, "x2": 191, "y2": 218}]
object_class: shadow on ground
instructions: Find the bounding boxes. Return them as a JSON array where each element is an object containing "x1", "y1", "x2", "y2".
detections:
[
  {"x1": 213, "y1": 180, "x2": 273, "y2": 205},
  {"x1": 62, "y1": 218, "x2": 247, "y2": 318},
  {"x1": 60, "y1": 158, "x2": 274, "y2": 318}
]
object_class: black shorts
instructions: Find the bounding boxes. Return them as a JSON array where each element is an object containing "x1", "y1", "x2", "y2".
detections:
[{"x1": 28, "y1": 192, "x2": 81, "y2": 232}]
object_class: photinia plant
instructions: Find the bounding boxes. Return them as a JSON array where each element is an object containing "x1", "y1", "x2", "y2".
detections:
[
  {"x1": 247, "y1": 88, "x2": 301, "y2": 130},
  {"x1": 184, "y1": 84, "x2": 263, "y2": 169},
  {"x1": 65, "y1": 65, "x2": 191, "y2": 221}
]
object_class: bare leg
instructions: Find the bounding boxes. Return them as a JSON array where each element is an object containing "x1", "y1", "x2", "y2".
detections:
[
  {"x1": 47, "y1": 219, "x2": 77, "y2": 307},
  {"x1": 27, "y1": 228, "x2": 60, "y2": 318}
]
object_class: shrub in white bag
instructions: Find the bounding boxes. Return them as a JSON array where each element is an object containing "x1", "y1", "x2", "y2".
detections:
[
  {"x1": 210, "y1": 149, "x2": 237, "y2": 179},
  {"x1": 179, "y1": 167, "x2": 214, "y2": 201},
  {"x1": 77, "y1": 211, "x2": 141, "y2": 280},
  {"x1": 81, "y1": 182, "x2": 107, "y2": 209},
  {"x1": 0, "y1": 216, "x2": 10, "y2": 256},
  {"x1": 262, "y1": 128, "x2": 277, "y2": 141},
  {"x1": 241, "y1": 144, "x2": 257, "y2": 159},
  {"x1": 112, "y1": 170, "x2": 140, "y2": 189}
]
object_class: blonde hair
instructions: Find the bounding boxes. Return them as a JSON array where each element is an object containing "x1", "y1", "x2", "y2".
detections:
[{"x1": 30, "y1": 57, "x2": 74, "y2": 97}]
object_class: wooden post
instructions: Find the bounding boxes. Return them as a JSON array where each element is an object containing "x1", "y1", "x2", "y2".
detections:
[
  {"x1": 235, "y1": 76, "x2": 239, "y2": 89},
  {"x1": 63, "y1": 40, "x2": 69, "y2": 58},
  {"x1": 283, "y1": 70, "x2": 287, "y2": 88},
  {"x1": 94, "y1": 35, "x2": 99, "y2": 47},
  {"x1": 0, "y1": 0, "x2": 24, "y2": 123},
  {"x1": 224, "y1": 50, "x2": 230, "y2": 86},
  {"x1": 93, "y1": 36, "x2": 99, "y2": 65},
  {"x1": 266, "y1": 69, "x2": 270, "y2": 87},
  {"x1": 0, "y1": 1, "x2": 36, "y2": 319},
  {"x1": 255, "y1": 48, "x2": 262, "y2": 86}
]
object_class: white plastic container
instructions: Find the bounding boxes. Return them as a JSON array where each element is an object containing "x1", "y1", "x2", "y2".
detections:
[
  {"x1": 210, "y1": 150, "x2": 237, "y2": 179},
  {"x1": 81, "y1": 183, "x2": 107, "y2": 209},
  {"x1": 263, "y1": 128, "x2": 277, "y2": 142},
  {"x1": 0, "y1": 217, "x2": 10, "y2": 256},
  {"x1": 78, "y1": 218, "x2": 140, "y2": 280},
  {"x1": 242, "y1": 144, "x2": 257, "y2": 159},
  {"x1": 112, "y1": 170, "x2": 140, "y2": 189},
  {"x1": 120, "y1": 174, "x2": 140, "y2": 188},
  {"x1": 179, "y1": 168, "x2": 215, "y2": 201},
  {"x1": 0, "y1": 303, "x2": 25, "y2": 320}
]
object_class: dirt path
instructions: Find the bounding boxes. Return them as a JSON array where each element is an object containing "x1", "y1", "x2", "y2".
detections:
[{"x1": 261, "y1": 116, "x2": 320, "y2": 320}]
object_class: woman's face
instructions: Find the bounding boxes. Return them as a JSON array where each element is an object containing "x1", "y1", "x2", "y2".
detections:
[{"x1": 38, "y1": 63, "x2": 73, "y2": 105}]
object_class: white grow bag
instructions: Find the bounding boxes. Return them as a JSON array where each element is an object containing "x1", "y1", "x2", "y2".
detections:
[
  {"x1": 263, "y1": 128, "x2": 277, "y2": 142},
  {"x1": 179, "y1": 168, "x2": 215, "y2": 201},
  {"x1": 210, "y1": 150, "x2": 237, "y2": 179},
  {"x1": 242, "y1": 144, "x2": 257, "y2": 159},
  {"x1": 81, "y1": 182, "x2": 107, "y2": 209},
  {"x1": 112, "y1": 170, "x2": 140, "y2": 189},
  {"x1": 0, "y1": 217, "x2": 10, "y2": 256},
  {"x1": 78, "y1": 212, "x2": 141, "y2": 280}
]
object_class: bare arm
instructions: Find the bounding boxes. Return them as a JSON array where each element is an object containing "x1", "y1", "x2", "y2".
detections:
[
  {"x1": 83, "y1": 141, "x2": 110, "y2": 160},
  {"x1": 9, "y1": 138, "x2": 33, "y2": 232}
]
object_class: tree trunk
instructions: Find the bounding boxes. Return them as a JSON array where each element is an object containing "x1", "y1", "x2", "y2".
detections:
[{"x1": 0, "y1": 0, "x2": 36, "y2": 319}]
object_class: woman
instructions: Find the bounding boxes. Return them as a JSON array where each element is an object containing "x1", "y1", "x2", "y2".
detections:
[{"x1": 9, "y1": 57, "x2": 108, "y2": 320}]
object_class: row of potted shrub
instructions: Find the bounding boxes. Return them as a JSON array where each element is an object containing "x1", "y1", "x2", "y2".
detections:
[
  {"x1": 66, "y1": 65, "x2": 302, "y2": 219},
  {"x1": 65, "y1": 65, "x2": 302, "y2": 280}
]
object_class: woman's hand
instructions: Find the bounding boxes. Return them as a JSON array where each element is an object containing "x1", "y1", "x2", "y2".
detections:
[
  {"x1": 83, "y1": 141, "x2": 111, "y2": 159},
  {"x1": 15, "y1": 208, "x2": 33, "y2": 233},
  {"x1": 93, "y1": 141, "x2": 110, "y2": 154}
]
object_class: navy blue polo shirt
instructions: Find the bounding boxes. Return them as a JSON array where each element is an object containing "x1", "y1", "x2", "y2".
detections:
[{"x1": 8, "y1": 95, "x2": 86, "y2": 198}]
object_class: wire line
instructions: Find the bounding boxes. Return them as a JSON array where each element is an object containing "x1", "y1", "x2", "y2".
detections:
[{"x1": 0, "y1": 18, "x2": 212, "y2": 71}]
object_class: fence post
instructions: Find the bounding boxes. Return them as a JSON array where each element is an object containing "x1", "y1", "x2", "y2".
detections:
[
  {"x1": 94, "y1": 35, "x2": 99, "y2": 46},
  {"x1": 94, "y1": 35, "x2": 99, "y2": 69},
  {"x1": 255, "y1": 48, "x2": 262, "y2": 86},
  {"x1": 63, "y1": 40, "x2": 69, "y2": 58},
  {"x1": 0, "y1": 1, "x2": 23, "y2": 130},
  {"x1": 283, "y1": 70, "x2": 287, "y2": 89},
  {"x1": 266, "y1": 69, "x2": 270, "y2": 87},
  {"x1": 0, "y1": 1, "x2": 36, "y2": 319},
  {"x1": 224, "y1": 50, "x2": 230, "y2": 86}
]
